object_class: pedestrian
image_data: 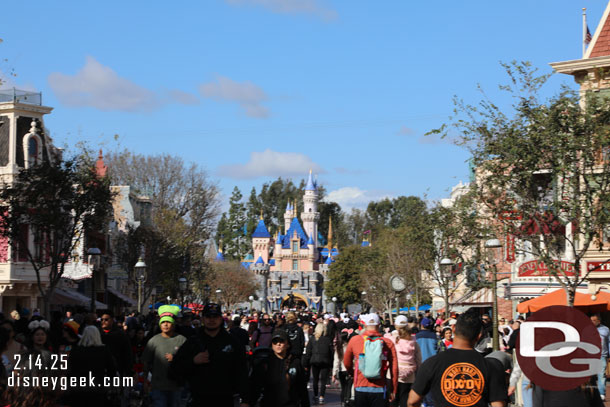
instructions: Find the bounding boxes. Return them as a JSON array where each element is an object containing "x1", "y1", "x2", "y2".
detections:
[
  {"x1": 65, "y1": 325, "x2": 118, "y2": 407},
  {"x1": 393, "y1": 324, "x2": 421, "y2": 407},
  {"x1": 438, "y1": 327, "x2": 453, "y2": 351},
  {"x1": 251, "y1": 313, "x2": 274, "y2": 349},
  {"x1": 333, "y1": 328, "x2": 354, "y2": 406},
  {"x1": 244, "y1": 329, "x2": 310, "y2": 407},
  {"x1": 343, "y1": 313, "x2": 399, "y2": 407},
  {"x1": 0, "y1": 320, "x2": 24, "y2": 374},
  {"x1": 591, "y1": 314, "x2": 609, "y2": 401},
  {"x1": 25, "y1": 320, "x2": 52, "y2": 364},
  {"x1": 304, "y1": 323, "x2": 334, "y2": 405},
  {"x1": 230, "y1": 315, "x2": 250, "y2": 348},
  {"x1": 170, "y1": 303, "x2": 248, "y2": 407},
  {"x1": 99, "y1": 310, "x2": 134, "y2": 378},
  {"x1": 142, "y1": 305, "x2": 186, "y2": 407},
  {"x1": 407, "y1": 310, "x2": 507, "y2": 407},
  {"x1": 59, "y1": 320, "x2": 80, "y2": 355},
  {"x1": 385, "y1": 315, "x2": 409, "y2": 341},
  {"x1": 282, "y1": 311, "x2": 305, "y2": 358}
]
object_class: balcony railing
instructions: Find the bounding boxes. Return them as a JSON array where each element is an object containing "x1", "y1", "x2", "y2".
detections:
[{"x1": 0, "y1": 88, "x2": 42, "y2": 106}]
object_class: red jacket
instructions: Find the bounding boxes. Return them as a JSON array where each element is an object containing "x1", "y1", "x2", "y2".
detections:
[{"x1": 343, "y1": 330, "x2": 398, "y2": 396}]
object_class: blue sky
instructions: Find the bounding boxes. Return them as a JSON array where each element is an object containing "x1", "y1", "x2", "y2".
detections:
[{"x1": 1, "y1": 1, "x2": 607, "y2": 210}]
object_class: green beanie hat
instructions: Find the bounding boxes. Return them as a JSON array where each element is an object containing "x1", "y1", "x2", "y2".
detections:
[{"x1": 158, "y1": 305, "x2": 180, "y2": 326}]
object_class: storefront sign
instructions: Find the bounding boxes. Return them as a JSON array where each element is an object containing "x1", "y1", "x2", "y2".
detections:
[
  {"x1": 107, "y1": 265, "x2": 129, "y2": 280},
  {"x1": 518, "y1": 260, "x2": 575, "y2": 277},
  {"x1": 586, "y1": 261, "x2": 610, "y2": 273}
]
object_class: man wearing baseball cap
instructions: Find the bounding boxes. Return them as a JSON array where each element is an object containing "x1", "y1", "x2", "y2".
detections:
[
  {"x1": 407, "y1": 310, "x2": 506, "y2": 407},
  {"x1": 170, "y1": 303, "x2": 248, "y2": 407},
  {"x1": 142, "y1": 305, "x2": 186, "y2": 406},
  {"x1": 343, "y1": 313, "x2": 398, "y2": 406}
]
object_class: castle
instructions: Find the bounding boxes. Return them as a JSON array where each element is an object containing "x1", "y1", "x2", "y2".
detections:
[{"x1": 241, "y1": 170, "x2": 337, "y2": 311}]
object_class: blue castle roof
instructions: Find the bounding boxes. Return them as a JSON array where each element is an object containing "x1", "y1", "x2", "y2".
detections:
[
  {"x1": 215, "y1": 251, "x2": 225, "y2": 262},
  {"x1": 324, "y1": 255, "x2": 334, "y2": 265},
  {"x1": 255, "y1": 256, "x2": 265, "y2": 265},
  {"x1": 307, "y1": 235, "x2": 314, "y2": 246},
  {"x1": 305, "y1": 170, "x2": 316, "y2": 191},
  {"x1": 281, "y1": 217, "x2": 309, "y2": 249},
  {"x1": 252, "y1": 219, "x2": 271, "y2": 238},
  {"x1": 362, "y1": 240, "x2": 370, "y2": 247}
]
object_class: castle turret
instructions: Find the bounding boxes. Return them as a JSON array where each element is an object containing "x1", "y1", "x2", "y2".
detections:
[
  {"x1": 284, "y1": 202, "x2": 293, "y2": 234},
  {"x1": 302, "y1": 170, "x2": 320, "y2": 248},
  {"x1": 252, "y1": 215, "x2": 272, "y2": 264}
]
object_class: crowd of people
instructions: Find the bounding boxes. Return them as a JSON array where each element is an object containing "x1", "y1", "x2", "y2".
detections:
[{"x1": 0, "y1": 305, "x2": 604, "y2": 407}]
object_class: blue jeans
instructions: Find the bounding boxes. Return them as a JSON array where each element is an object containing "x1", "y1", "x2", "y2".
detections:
[
  {"x1": 598, "y1": 356, "x2": 607, "y2": 397},
  {"x1": 151, "y1": 389, "x2": 181, "y2": 407},
  {"x1": 522, "y1": 376, "x2": 532, "y2": 407}
]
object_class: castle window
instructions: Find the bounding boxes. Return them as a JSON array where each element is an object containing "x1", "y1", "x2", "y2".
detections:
[
  {"x1": 309, "y1": 208, "x2": 312, "y2": 212},
  {"x1": 292, "y1": 260, "x2": 298, "y2": 270},
  {"x1": 27, "y1": 137, "x2": 39, "y2": 167},
  {"x1": 292, "y1": 241, "x2": 298, "y2": 253}
]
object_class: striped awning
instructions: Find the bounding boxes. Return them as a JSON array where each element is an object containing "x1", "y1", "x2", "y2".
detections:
[{"x1": 451, "y1": 288, "x2": 494, "y2": 306}]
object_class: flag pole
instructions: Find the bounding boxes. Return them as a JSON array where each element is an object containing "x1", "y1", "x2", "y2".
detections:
[{"x1": 583, "y1": 8, "x2": 587, "y2": 58}]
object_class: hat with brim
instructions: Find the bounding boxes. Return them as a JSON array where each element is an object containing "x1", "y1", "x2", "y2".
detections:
[
  {"x1": 271, "y1": 329, "x2": 289, "y2": 343},
  {"x1": 158, "y1": 305, "x2": 180, "y2": 325}
]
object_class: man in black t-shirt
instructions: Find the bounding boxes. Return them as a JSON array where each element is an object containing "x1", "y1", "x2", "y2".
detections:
[{"x1": 407, "y1": 310, "x2": 507, "y2": 407}]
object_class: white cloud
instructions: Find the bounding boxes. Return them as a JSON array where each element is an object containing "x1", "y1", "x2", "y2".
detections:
[
  {"x1": 396, "y1": 125, "x2": 415, "y2": 136},
  {"x1": 48, "y1": 56, "x2": 159, "y2": 112},
  {"x1": 217, "y1": 149, "x2": 323, "y2": 179},
  {"x1": 325, "y1": 187, "x2": 393, "y2": 210},
  {"x1": 226, "y1": 0, "x2": 337, "y2": 21},
  {"x1": 167, "y1": 89, "x2": 200, "y2": 105},
  {"x1": 199, "y1": 76, "x2": 270, "y2": 118}
]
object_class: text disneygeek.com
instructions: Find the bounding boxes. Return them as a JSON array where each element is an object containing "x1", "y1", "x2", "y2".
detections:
[{"x1": 8, "y1": 372, "x2": 134, "y2": 391}]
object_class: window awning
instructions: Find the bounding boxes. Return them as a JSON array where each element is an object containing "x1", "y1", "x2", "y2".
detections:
[
  {"x1": 106, "y1": 287, "x2": 136, "y2": 306},
  {"x1": 52, "y1": 287, "x2": 106, "y2": 309},
  {"x1": 451, "y1": 288, "x2": 493, "y2": 306}
]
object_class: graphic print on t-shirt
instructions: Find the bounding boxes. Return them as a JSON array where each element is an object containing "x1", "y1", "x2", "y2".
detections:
[{"x1": 440, "y1": 362, "x2": 485, "y2": 406}]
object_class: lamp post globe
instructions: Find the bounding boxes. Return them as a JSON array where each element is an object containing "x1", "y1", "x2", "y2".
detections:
[{"x1": 134, "y1": 257, "x2": 147, "y2": 314}]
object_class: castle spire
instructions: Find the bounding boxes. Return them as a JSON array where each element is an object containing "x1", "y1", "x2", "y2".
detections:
[
  {"x1": 327, "y1": 216, "x2": 333, "y2": 251},
  {"x1": 305, "y1": 169, "x2": 316, "y2": 191}
]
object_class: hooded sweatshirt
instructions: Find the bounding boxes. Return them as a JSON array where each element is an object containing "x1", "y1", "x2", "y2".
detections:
[{"x1": 343, "y1": 329, "x2": 398, "y2": 396}]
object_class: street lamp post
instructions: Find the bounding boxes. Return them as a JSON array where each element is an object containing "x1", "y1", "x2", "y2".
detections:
[
  {"x1": 248, "y1": 295, "x2": 254, "y2": 313},
  {"x1": 331, "y1": 296, "x2": 337, "y2": 314},
  {"x1": 178, "y1": 277, "x2": 187, "y2": 309},
  {"x1": 440, "y1": 257, "x2": 453, "y2": 319},
  {"x1": 485, "y1": 238, "x2": 502, "y2": 351},
  {"x1": 134, "y1": 257, "x2": 147, "y2": 314},
  {"x1": 87, "y1": 247, "x2": 101, "y2": 313},
  {"x1": 406, "y1": 293, "x2": 412, "y2": 317}
]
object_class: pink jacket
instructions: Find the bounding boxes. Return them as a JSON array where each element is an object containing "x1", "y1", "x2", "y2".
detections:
[{"x1": 392, "y1": 336, "x2": 421, "y2": 383}]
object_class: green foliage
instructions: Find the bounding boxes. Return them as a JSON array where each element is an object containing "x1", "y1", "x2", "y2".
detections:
[
  {"x1": 325, "y1": 245, "x2": 381, "y2": 304},
  {"x1": 0, "y1": 156, "x2": 114, "y2": 308},
  {"x1": 216, "y1": 187, "x2": 249, "y2": 260},
  {"x1": 105, "y1": 150, "x2": 219, "y2": 302},
  {"x1": 431, "y1": 60, "x2": 610, "y2": 302}
]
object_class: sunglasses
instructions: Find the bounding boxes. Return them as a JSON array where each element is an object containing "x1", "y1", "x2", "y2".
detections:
[{"x1": 272, "y1": 339, "x2": 287, "y2": 345}]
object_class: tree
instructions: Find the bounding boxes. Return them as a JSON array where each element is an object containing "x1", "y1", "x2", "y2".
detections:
[
  {"x1": 217, "y1": 187, "x2": 249, "y2": 260},
  {"x1": 105, "y1": 150, "x2": 219, "y2": 304},
  {"x1": 0, "y1": 156, "x2": 114, "y2": 316},
  {"x1": 205, "y1": 261, "x2": 259, "y2": 311},
  {"x1": 430, "y1": 61, "x2": 610, "y2": 306},
  {"x1": 426, "y1": 191, "x2": 488, "y2": 317},
  {"x1": 325, "y1": 245, "x2": 379, "y2": 304}
]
